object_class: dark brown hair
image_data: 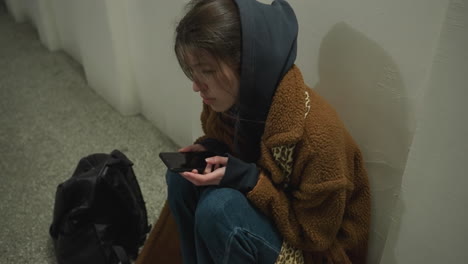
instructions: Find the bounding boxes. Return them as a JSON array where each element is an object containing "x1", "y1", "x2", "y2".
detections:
[{"x1": 174, "y1": 0, "x2": 241, "y2": 81}]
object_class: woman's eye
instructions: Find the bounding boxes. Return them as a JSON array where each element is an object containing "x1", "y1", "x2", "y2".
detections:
[{"x1": 202, "y1": 70, "x2": 215, "y2": 75}]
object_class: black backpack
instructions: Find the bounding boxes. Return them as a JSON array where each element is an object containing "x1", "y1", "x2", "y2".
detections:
[{"x1": 49, "y1": 150, "x2": 151, "y2": 264}]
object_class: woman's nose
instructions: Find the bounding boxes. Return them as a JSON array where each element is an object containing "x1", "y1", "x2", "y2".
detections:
[
  {"x1": 192, "y1": 81, "x2": 206, "y2": 92},
  {"x1": 192, "y1": 82, "x2": 199, "y2": 92}
]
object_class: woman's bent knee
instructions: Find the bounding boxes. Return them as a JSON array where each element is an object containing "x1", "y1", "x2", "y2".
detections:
[{"x1": 195, "y1": 188, "x2": 246, "y2": 232}]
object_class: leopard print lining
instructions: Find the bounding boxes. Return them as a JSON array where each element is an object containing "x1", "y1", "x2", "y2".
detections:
[
  {"x1": 271, "y1": 144, "x2": 295, "y2": 188},
  {"x1": 271, "y1": 90, "x2": 311, "y2": 264},
  {"x1": 275, "y1": 241, "x2": 304, "y2": 264},
  {"x1": 271, "y1": 91, "x2": 310, "y2": 188},
  {"x1": 271, "y1": 145, "x2": 304, "y2": 263}
]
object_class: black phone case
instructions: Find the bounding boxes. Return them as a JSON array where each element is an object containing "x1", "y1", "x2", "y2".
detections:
[{"x1": 159, "y1": 152, "x2": 216, "y2": 173}]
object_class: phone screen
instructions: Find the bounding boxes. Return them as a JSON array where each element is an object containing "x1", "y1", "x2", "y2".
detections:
[{"x1": 159, "y1": 151, "x2": 216, "y2": 173}]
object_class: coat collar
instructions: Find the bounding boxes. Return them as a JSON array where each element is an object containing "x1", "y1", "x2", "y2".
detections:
[{"x1": 262, "y1": 65, "x2": 309, "y2": 147}]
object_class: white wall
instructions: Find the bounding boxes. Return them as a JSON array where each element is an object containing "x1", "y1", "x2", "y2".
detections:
[
  {"x1": 125, "y1": 0, "x2": 199, "y2": 147},
  {"x1": 4, "y1": 0, "x2": 466, "y2": 262},
  {"x1": 6, "y1": 0, "x2": 200, "y2": 147},
  {"x1": 287, "y1": 0, "x2": 448, "y2": 262},
  {"x1": 48, "y1": 0, "x2": 81, "y2": 62},
  {"x1": 6, "y1": 0, "x2": 141, "y2": 117},
  {"x1": 72, "y1": 0, "x2": 140, "y2": 116},
  {"x1": 380, "y1": 0, "x2": 468, "y2": 262}
]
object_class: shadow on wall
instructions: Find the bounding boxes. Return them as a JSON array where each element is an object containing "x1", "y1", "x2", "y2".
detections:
[{"x1": 313, "y1": 22, "x2": 411, "y2": 264}]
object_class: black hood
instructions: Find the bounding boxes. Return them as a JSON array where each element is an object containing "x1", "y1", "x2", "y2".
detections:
[
  {"x1": 234, "y1": 0, "x2": 298, "y2": 122},
  {"x1": 232, "y1": 0, "x2": 298, "y2": 161}
]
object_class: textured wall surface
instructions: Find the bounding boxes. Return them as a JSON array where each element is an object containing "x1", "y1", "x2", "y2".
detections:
[
  {"x1": 287, "y1": 1, "x2": 448, "y2": 262},
  {"x1": 380, "y1": 0, "x2": 468, "y2": 262}
]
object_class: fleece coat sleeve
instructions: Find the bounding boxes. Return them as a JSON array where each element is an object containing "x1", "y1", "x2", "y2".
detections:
[{"x1": 246, "y1": 138, "x2": 355, "y2": 253}]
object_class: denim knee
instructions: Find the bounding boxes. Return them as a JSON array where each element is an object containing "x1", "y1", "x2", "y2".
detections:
[{"x1": 195, "y1": 188, "x2": 245, "y2": 234}]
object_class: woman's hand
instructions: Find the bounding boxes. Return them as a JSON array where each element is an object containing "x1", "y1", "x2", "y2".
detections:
[
  {"x1": 178, "y1": 144, "x2": 207, "y2": 153},
  {"x1": 180, "y1": 156, "x2": 228, "y2": 186}
]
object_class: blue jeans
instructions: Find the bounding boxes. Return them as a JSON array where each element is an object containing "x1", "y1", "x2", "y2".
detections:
[{"x1": 166, "y1": 170, "x2": 282, "y2": 264}]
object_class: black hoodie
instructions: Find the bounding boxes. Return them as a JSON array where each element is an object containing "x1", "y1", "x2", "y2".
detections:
[
  {"x1": 217, "y1": 0, "x2": 299, "y2": 192},
  {"x1": 235, "y1": 0, "x2": 298, "y2": 126}
]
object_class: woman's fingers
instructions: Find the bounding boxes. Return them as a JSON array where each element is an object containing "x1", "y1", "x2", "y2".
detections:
[
  {"x1": 205, "y1": 156, "x2": 228, "y2": 166},
  {"x1": 178, "y1": 144, "x2": 207, "y2": 152},
  {"x1": 199, "y1": 156, "x2": 226, "y2": 174},
  {"x1": 178, "y1": 145, "x2": 191, "y2": 152},
  {"x1": 179, "y1": 156, "x2": 227, "y2": 186},
  {"x1": 204, "y1": 163, "x2": 213, "y2": 174},
  {"x1": 181, "y1": 167, "x2": 225, "y2": 186}
]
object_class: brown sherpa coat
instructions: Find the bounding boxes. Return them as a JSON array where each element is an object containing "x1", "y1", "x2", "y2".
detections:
[{"x1": 136, "y1": 65, "x2": 371, "y2": 264}]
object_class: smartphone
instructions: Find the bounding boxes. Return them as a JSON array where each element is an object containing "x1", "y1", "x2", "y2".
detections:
[{"x1": 159, "y1": 151, "x2": 216, "y2": 173}]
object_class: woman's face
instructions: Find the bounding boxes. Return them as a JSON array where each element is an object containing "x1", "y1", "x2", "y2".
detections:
[{"x1": 187, "y1": 53, "x2": 239, "y2": 112}]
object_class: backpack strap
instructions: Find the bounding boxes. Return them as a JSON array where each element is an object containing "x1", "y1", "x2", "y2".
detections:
[
  {"x1": 112, "y1": 245, "x2": 131, "y2": 264},
  {"x1": 110, "y1": 149, "x2": 133, "y2": 166}
]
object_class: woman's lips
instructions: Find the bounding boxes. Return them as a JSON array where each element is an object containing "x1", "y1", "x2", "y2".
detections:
[{"x1": 201, "y1": 96, "x2": 215, "y2": 104}]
